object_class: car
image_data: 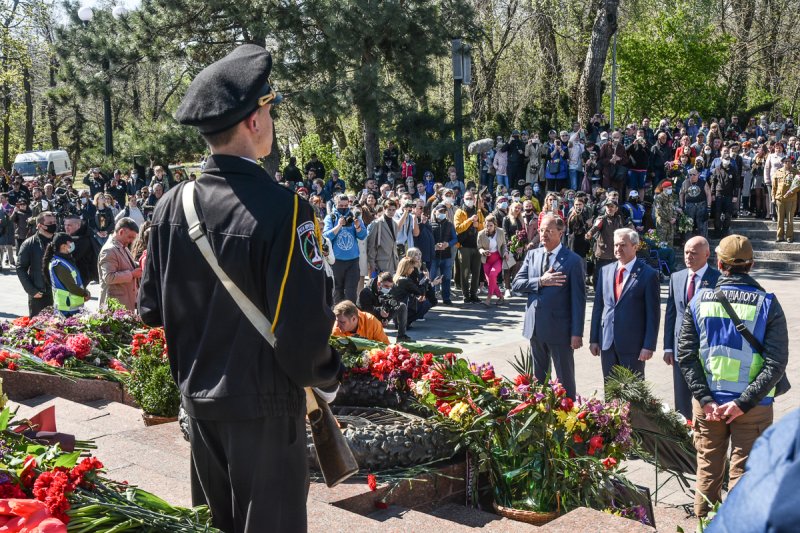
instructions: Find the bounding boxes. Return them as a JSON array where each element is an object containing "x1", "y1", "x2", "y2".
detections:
[{"x1": 13, "y1": 150, "x2": 72, "y2": 182}]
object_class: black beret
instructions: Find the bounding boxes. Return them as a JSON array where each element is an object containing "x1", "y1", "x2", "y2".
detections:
[{"x1": 176, "y1": 44, "x2": 282, "y2": 134}]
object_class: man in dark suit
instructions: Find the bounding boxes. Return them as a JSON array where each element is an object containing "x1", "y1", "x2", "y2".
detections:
[
  {"x1": 513, "y1": 214, "x2": 586, "y2": 398},
  {"x1": 590, "y1": 227, "x2": 660, "y2": 380},
  {"x1": 663, "y1": 236, "x2": 720, "y2": 418}
]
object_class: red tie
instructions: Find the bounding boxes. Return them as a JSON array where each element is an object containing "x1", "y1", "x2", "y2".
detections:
[
  {"x1": 687, "y1": 272, "x2": 696, "y2": 302},
  {"x1": 615, "y1": 267, "x2": 626, "y2": 301}
]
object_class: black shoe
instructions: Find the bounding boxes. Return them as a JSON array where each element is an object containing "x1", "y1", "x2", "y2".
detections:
[
  {"x1": 443, "y1": 299, "x2": 453, "y2": 306},
  {"x1": 789, "y1": 239, "x2": 794, "y2": 243},
  {"x1": 396, "y1": 335, "x2": 413, "y2": 343},
  {"x1": 777, "y1": 238, "x2": 786, "y2": 243}
]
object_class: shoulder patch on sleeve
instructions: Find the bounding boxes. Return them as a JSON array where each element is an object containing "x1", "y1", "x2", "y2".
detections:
[{"x1": 297, "y1": 220, "x2": 324, "y2": 270}]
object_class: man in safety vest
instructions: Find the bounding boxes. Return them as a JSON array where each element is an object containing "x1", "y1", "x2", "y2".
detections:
[{"x1": 677, "y1": 234, "x2": 790, "y2": 518}]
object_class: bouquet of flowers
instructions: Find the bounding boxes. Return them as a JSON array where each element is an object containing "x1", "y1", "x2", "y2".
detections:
[
  {"x1": 677, "y1": 213, "x2": 695, "y2": 234},
  {"x1": 411, "y1": 353, "x2": 647, "y2": 523},
  {"x1": 508, "y1": 229, "x2": 528, "y2": 257},
  {"x1": 0, "y1": 300, "x2": 140, "y2": 381},
  {"x1": 0, "y1": 384, "x2": 217, "y2": 532},
  {"x1": 346, "y1": 344, "x2": 437, "y2": 393}
]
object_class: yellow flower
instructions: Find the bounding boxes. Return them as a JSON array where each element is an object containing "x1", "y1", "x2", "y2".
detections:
[
  {"x1": 488, "y1": 387, "x2": 499, "y2": 397},
  {"x1": 449, "y1": 402, "x2": 469, "y2": 422}
]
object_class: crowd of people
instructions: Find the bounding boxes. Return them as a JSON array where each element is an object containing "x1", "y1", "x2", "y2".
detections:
[{"x1": 2, "y1": 107, "x2": 794, "y2": 527}]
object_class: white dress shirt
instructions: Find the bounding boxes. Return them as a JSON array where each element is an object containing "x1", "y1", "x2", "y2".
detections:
[
  {"x1": 686, "y1": 264, "x2": 708, "y2": 299},
  {"x1": 615, "y1": 256, "x2": 638, "y2": 290},
  {"x1": 542, "y1": 243, "x2": 562, "y2": 270}
]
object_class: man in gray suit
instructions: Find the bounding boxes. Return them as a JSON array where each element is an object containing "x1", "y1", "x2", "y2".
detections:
[
  {"x1": 512, "y1": 214, "x2": 586, "y2": 399},
  {"x1": 663, "y1": 236, "x2": 720, "y2": 418}
]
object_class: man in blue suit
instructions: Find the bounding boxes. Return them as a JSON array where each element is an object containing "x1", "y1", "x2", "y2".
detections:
[
  {"x1": 513, "y1": 214, "x2": 586, "y2": 398},
  {"x1": 590, "y1": 227, "x2": 660, "y2": 380},
  {"x1": 663, "y1": 236, "x2": 720, "y2": 418}
]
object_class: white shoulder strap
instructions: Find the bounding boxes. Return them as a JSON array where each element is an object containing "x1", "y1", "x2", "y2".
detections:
[{"x1": 181, "y1": 182, "x2": 276, "y2": 347}]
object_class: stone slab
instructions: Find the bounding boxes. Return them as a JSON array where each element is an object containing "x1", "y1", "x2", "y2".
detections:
[
  {"x1": 1, "y1": 368, "x2": 136, "y2": 407},
  {"x1": 540, "y1": 507, "x2": 654, "y2": 532}
]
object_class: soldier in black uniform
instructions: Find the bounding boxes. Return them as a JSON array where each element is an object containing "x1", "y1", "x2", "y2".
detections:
[{"x1": 138, "y1": 44, "x2": 341, "y2": 533}]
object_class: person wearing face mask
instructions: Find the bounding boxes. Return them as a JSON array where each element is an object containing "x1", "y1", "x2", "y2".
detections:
[
  {"x1": 623, "y1": 190, "x2": 646, "y2": 233},
  {"x1": 17, "y1": 211, "x2": 57, "y2": 316},
  {"x1": 492, "y1": 196, "x2": 510, "y2": 229},
  {"x1": 443, "y1": 169, "x2": 465, "y2": 203},
  {"x1": 43, "y1": 233, "x2": 91, "y2": 317},
  {"x1": 429, "y1": 203, "x2": 457, "y2": 306},
  {"x1": 626, "y1": 130, "x2": 650, "y2": 199},
  {"x1": 654, "y1": 181, "x2": 678, "y2": 261},
  {"x1": 454, "y1": 191, "x2": 485, "y2": 304},
  {"x1": 323, "y1": 194, "x2": 368, "y2": 304}
]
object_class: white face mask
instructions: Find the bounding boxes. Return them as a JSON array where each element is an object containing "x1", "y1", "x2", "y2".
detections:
[
  {"x1": 498, "y1": 202, "x2": 508, "y2": 210},
  {"x1": 380, "y1": 287, "x2": 391, "y2": 294},
  {"x1": 664, "y1": 188, "x2": 672, "y2": 195},
  {"x1": 67, "y1": 242, "x2": 75, "y2": 253},
  {"x1": 436, "y1": 213, "x2": 447, "y2": 221},
  {"x1": 704, "y1": 149, "x2": 712, "y2": 154},
  {"x1": 463, "y1": 199, "x2": 475, "y2": 208},
  {"x1": 443, "y1": 197, "x2": 454, "y2": 205}
]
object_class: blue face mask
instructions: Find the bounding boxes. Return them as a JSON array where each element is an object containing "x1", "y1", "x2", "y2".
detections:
[{"x1": 533, "y1": 186, "x2": 541, "y2": 194}]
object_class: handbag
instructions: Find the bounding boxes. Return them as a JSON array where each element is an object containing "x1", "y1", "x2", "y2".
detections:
[
  {"x1": 547, "y1": 159, "x2": 561, "y2": 175},
  {"x1": 180, "y1": 182, "x2": 358, "y2": 487},
  {"x1": 714, "y1": 289, "x2": 791, "y2": 397}
]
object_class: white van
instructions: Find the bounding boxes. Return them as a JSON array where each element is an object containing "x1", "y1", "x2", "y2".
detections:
[{"x1": 12, "y1": 150, "x2": 72, "y2": 181}]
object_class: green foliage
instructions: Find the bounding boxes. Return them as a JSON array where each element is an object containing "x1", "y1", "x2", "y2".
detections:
[
  {"x1": 614, "y1": 2, "x2": 731, "y2": 119},
  {"x1": 295, "y1": 133, "x2": 341, "y2": 179},
  {"x1": 127, "y1": 350, "x2": 180, "y2": 418}
]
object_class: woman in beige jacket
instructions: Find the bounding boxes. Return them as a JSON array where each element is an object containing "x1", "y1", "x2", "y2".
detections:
[{"x1": 477, "y1": 215, "x2": 512, "y2": 306}]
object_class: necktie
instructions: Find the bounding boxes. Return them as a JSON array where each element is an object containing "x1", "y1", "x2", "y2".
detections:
[
  {"x1": 615, "y1": 267, "x2": 626, "y2": 301},
  {"x1": 542, "y1": 252, "x2": 552, "y2": 276},
  {"x1": 687, "y1": 272, "x2": 696, "y2": 302}
]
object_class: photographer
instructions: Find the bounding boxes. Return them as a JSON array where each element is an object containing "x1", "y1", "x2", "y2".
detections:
[
  {"x1": 323, "y1": 193, "x2": 367, "y2": 303},
  {"x1": 545, "y1": 132, "x2": 570, "y2": 192},
  {"x1": 393, "y1": 195, "x2": 418, "y2": 256},
  {"x1": 82, "y1": 168, "x2": 108, "y2": 198},
  {"x1": 390, "y1": 257, "x2": 434, "y2": 333},
  {"x1": 357, "y1": 271, "x2": 410, "y2": 343},
  {"x1": 332, "y1": 300, "x2": 390, "y2": 344}
]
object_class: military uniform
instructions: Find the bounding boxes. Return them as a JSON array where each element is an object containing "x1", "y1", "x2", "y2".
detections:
[
  {"x1": 138, "y1": 45, "x2": 340, "y2": 533},
  {"x1": 654, "y1": 190, "x2": 677, "y2": 246},
  {"x1": 771, "y1": 167, "x2": 797, "y2": 242}
]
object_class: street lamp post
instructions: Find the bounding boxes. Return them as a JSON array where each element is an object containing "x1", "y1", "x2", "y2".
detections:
[
  {"x1": 78, "y1": 5, "x2": 128, "y2": 158},
  {"x1": 452, "y1": 38, "x2": 471, "y2": 180}
]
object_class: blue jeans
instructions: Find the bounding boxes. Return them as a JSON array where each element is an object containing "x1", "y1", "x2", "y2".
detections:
[
  {"x1": 496, "y1": 174, "x2": 509, "y2": 190},
  {"x1": 429, "y1": 257, "x2": 453, "y2": 301},
  {"x1": 568, "y1": 168, "x2": 581, "y2": 191}
]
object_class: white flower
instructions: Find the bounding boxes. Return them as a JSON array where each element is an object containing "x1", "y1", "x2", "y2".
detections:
[{"x1": 95, "y1": 357, "x2": 102, "y2": 365}]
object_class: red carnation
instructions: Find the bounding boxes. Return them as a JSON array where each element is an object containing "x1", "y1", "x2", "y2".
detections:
[
  {"x1": 66, "y1": 334, "x2": 93, "y2": 360},
  {"x1": 588, "y1": 435, "x2": 604, "y2": 455},
  {"x1": 0, "y1": 481, "x2": 26, "y2": 499},
  {"x1": 367, "y1": 474, "x2": 377, "y2": 491},
  {"x1": 7, "y1": 361, "x2": 18, "y2": 371},
  {"x1": 437, "y1": 402, "x2": 452, "y2": 416},
  {"x1": 20, "y1": 456, "x2": 38, "y2": 488},
  {"x1": 32, "y1": 470, "x2": 74, "y2": 524},
  {"x1": 573, "y1": 433, "x2": 584, "y2": 443}
]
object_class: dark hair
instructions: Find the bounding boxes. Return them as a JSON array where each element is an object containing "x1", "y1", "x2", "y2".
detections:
[
  {"x1": 719, "y1": 261, "x2": 752, "y2": 274},
  {"x1": 131, "y1": 221, "x2": 151, "y2": 262},
  {"x1": 42, "y1": 233, "x2": 74, "y2": 287},
  {"x1": 377, "y1": 271, "x2": 393, "y2": 283},
  {"x1": 115, "y1": 217, "x2": 140, "y2": 234},
  {"x1": 201, "y1": 125, "x2": 239, "y2": 148}
]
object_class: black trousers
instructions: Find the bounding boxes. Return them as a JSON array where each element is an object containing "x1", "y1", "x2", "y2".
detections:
[
  {"x1": 458, "y1": 247, "x2": 481, "y2": 299},
  {"x1": 28, "y1": 294, "x2": 53, "y2": 318},
  {"x1": 331, "y1": 258, "x2": 360, "y2": 304},
  {"x1": 187, "y1": 412, "x2": 309, "y2": 533}
]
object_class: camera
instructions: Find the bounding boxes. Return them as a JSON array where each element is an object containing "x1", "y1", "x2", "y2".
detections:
[
  {"x1": 379, "y1": 294, "x2": 401, "y2": 316},
  {"x1": 403, "y1": 201, "x2": 414, "y2": 210},
  {"x1": 352, "y1": 208, "x2": 362, "y2": 218},
  {"x1": 343, "y1": 214, "x2": 355, "y2": 226}
]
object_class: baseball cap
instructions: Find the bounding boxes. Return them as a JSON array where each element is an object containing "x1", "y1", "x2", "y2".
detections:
[
  {"x1": 600, "y1": 132, "x2": 609, "y2": 140},
  {"x1": 716, "y1": 234, "x2": 753, "y2": 265},
  {"x1": 628, "y1": 190, "x2": 639, "y2": 198}
]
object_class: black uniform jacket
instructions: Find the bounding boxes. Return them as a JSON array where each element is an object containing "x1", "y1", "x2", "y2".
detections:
[{"x1": 138, "y1": 155, "x2": 340, "y2": 421}]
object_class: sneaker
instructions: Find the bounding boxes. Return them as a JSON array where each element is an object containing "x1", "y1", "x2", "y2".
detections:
[
  {"x1": 504, "y1": 289, "x2": 511, "y2": 298},
  {"x1": 478, "y1": 286, "x2": 488, "y2": 294},
  {"x1": 396, "y1": 335, "x2": 413, "y2": 343}
]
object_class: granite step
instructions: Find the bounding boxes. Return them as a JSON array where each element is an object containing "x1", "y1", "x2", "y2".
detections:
[
  {"x1": 729, "y1": 219, "x2": 778, "y2": 230},
  {"x1": 751, "y1": 259, "x2": 800, "y2": 272}
]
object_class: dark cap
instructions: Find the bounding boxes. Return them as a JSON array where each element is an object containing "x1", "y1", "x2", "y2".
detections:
[{"x1": 176, "y1": 44, "x2": 282, "y2": 135}]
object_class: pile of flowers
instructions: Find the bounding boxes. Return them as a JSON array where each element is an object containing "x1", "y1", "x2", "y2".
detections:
[
  {"x1": 411, "y1": 354, "x2": 648, "y2": 523},
  {"x1": 346, "y1": 344, "x2": 437, "y2": 392},
  {"x1": 0, "y1": 301, "x2": 142, "y2": 381},
  {"x1": 508, "y1": 229, "x2": 528, "y2": 256},
  {"x1": 0, "y1": 397, "x2": 216, "y2": 531},
  {"x1": 677, "y1": 212, "x2": 696, "y2": 234}
]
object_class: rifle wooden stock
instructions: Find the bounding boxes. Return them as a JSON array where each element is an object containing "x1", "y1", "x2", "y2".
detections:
[{"x1": 305, "y1": 388, "x2": 359, "y2": 487}]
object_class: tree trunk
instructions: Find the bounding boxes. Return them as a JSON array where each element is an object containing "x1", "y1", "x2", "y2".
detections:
[
  {"x1": 363, "y1": 117, "x2": 379, "y2": 179},
  {"x1": 48, "y1": 56, "x2": 59, "y2": 149},
  {"x1": 23, "y1": 65, "x2": 34, "y2": 151},
  {"x1": 726, "y1": 0, "x2": 756, "y2": 114},
  {"x1": 576, "y1": 0, "x2": 620, "y2": 126},
  {"x1": 533, "y1": 0, "x2": 562, "y2": 129},
  {"x1": 263, "y1": 128, "x2": 281, "y2": 177},
  {"x1": 2, "y1": 81, "x2": 10, "y2": 170}
]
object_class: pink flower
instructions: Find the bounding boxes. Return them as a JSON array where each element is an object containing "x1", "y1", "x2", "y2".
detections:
[{"x1": 602, "y1": 457, "x2": 618, "y2": 470}]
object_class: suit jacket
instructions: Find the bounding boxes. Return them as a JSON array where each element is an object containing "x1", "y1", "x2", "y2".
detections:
[
  {"x1": 366, "y1": 216, "x2": 399, "y2": 274},
  {"x1": 98, "y1": 236, "x2": 139, "y2": 311},
  {"x1": 664, "y1": 266, "x2": 720, "y2": 352},
  {"x1": 590, "y1": 258, "x2": 660, "y2": 354},
  {"x1": 512, "y1": 246, "x2": 586, "y2": 344}
]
